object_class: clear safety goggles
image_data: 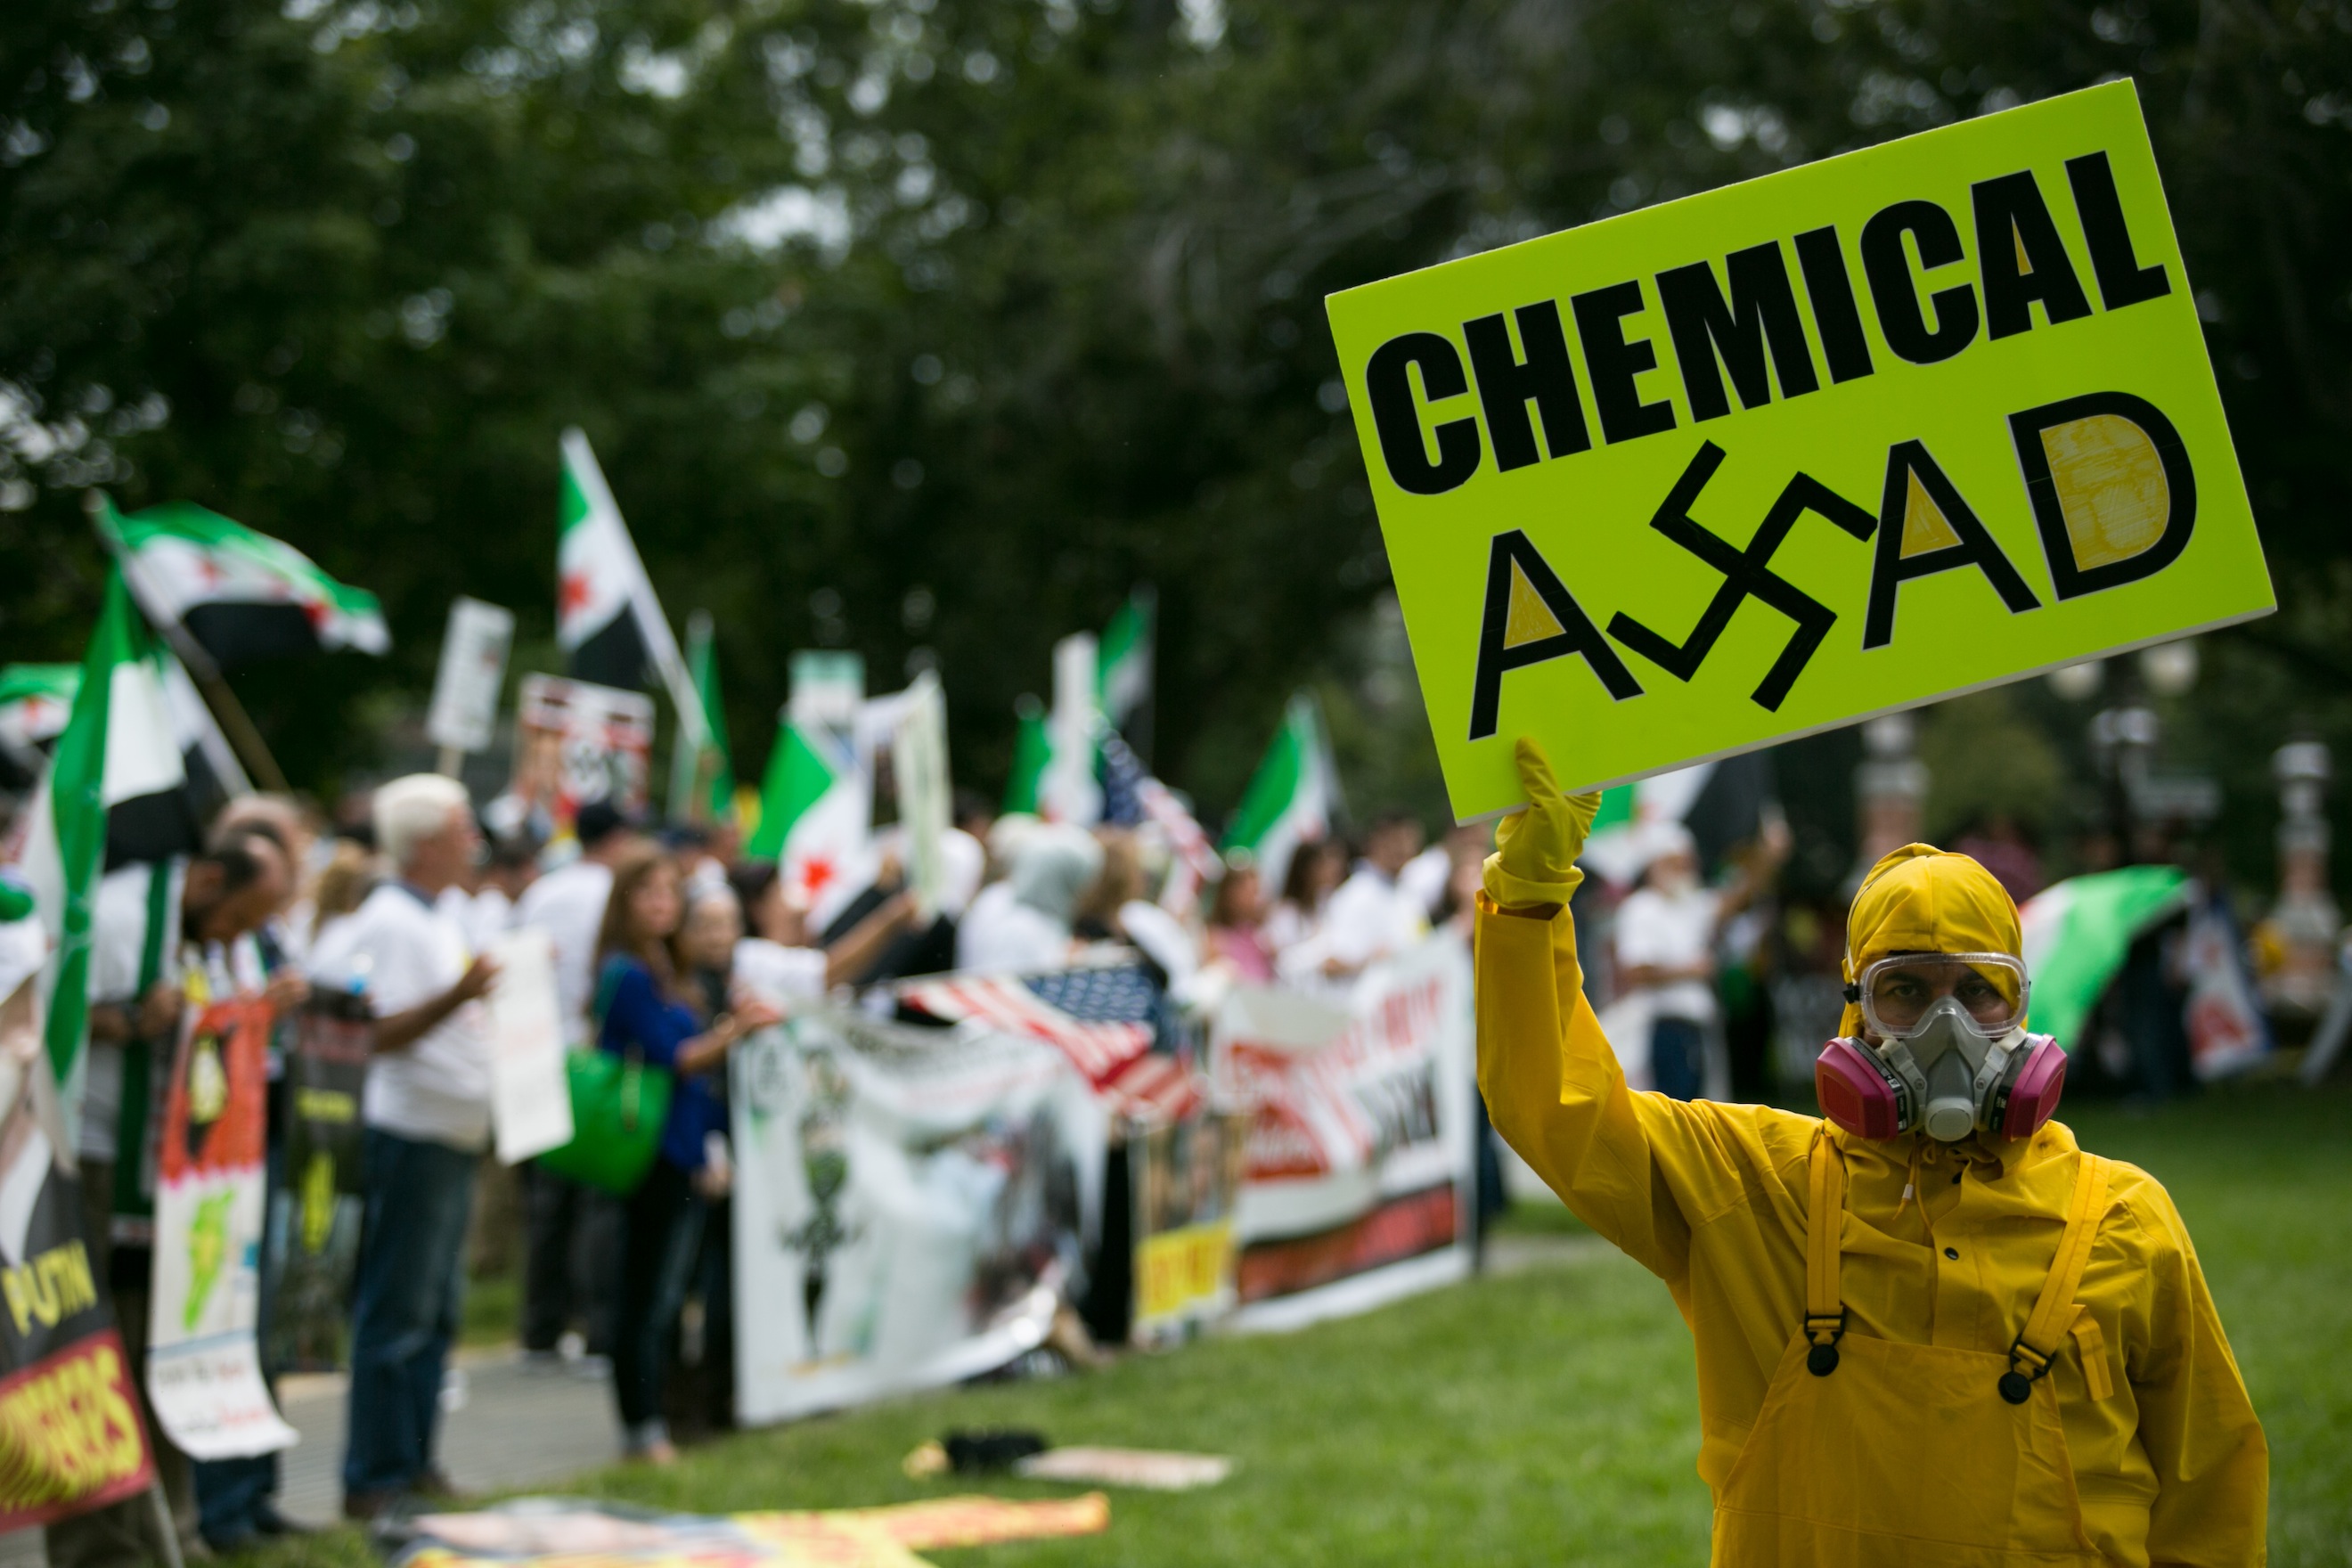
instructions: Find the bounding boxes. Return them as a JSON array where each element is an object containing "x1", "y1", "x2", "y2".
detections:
[{"x1": 1853, "y1": 951, "x2": 2028, "y2": 1041}]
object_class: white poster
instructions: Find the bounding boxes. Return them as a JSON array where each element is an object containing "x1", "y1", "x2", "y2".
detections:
[
  {"x1": 484, "y1": 929, "x2": 574, "y2": 1164},
  {"x1": 1211, "y1": 935, "x2": 1477, "y2": 1332},
  {"x1": 731, "y1": 1008, "x2": 1101, "y2": 1425},
  {"x1": 891, "y1": 671, "x2": 951, "y2": 917},
  {"x1": 424, "y1": 597, "x2": 515, "y2": 755}
]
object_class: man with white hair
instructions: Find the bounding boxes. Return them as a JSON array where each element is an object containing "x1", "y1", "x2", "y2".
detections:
[{"x1": 313, "y1": 774, "x2": 500, "y2": 1521}]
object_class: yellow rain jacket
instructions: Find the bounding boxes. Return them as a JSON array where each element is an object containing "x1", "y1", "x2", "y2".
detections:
[{"x1": 1475, "y1": 741, "x2": 2266, "y2": 1566}]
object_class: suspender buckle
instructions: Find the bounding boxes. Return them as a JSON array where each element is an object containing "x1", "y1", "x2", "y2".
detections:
[
  {"x1": 1804, "y1": 1311, "x2": 1847, "y2": 1376},
  {"x1": 2000, "y1": 1335, "x2": 2055, "y2": 1405}
]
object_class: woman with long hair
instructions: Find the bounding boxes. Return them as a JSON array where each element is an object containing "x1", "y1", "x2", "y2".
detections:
[
  {"x1": 594, "y1": 848, "x2": 776, "y2": 1464},
  {"x1": 1204, "y1": 857, "x2": 1274, "y2": 984}
]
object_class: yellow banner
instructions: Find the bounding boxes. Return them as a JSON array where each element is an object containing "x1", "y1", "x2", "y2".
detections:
[{"x1": 1325, "y1": 81, "x2": 2272, "y2": 820}]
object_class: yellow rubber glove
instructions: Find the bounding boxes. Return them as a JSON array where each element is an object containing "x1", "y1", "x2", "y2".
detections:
[{"x1": 1482, "y1": 737, "x2": 1604, "y2": 910}]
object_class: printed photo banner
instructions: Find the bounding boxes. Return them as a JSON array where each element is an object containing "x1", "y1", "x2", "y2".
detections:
[
  {"x1": 731, "y1": 1009, "x2": 1103, "y2": 1426},
  {"x1": 0, "y1": 976, "x2": 154, "y2": 1530},
  {"x1": 147, "y1": 997, "x2": 297, "y2": 1459},
  {"x1": 1325, "y1": 81, "x2": 2274, "y2": 820}
]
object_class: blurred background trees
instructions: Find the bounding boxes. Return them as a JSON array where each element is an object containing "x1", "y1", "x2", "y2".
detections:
[{"x1": 2, "y1": 0, "x2": 2348, "y2": 896}]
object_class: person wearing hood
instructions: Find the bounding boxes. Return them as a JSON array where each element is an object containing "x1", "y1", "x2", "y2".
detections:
[
  {"x1": 1477, "y1": 739, "x2": 2263, "y2": 1567},
  {"x1": 954, "y1": 824, "x2": 1102, "y2": 973}
]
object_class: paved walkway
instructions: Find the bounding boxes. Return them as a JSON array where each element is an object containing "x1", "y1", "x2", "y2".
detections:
[{"x1": 0, "y1": 1349, "x2": 619, "y2": 1564}]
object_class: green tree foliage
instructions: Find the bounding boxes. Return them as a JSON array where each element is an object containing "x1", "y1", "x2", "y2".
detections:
[{"x1": 0, "y1": 0, "x2": 2347, "y2": 837}]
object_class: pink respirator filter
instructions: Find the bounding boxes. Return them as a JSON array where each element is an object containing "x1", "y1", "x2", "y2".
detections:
[
  {"x1": 1814, "y1": 1038, "x2": 1906, "y2": 1140},
  {"x1": 1995, "y1": 1035, "x2": 2068, "y2": 1140}
]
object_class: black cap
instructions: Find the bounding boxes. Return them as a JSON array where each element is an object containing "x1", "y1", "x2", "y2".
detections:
[{"x1": 574, "y1": 798, "x2": 635, "y2": 850}]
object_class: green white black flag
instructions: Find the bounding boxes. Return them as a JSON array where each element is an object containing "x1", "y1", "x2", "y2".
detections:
[
  {"x1": 1221, "y1": 690, "x2": 1337, "y2": 894},
  {"x1": 17, "y1": 572, "x2": 187, "y2": 1082},
  {"x1": 99, "y1": 496, "x2": 388, "y2": 666}
]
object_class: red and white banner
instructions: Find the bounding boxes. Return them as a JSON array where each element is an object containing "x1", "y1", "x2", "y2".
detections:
[{"x1": 1211, "y1": 936, "x2": 1476, "y2": 1329}]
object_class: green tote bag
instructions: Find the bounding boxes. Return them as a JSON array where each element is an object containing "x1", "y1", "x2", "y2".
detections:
[{"x1": 535, "y1": 959, "x2": 674, "y2": 1196}]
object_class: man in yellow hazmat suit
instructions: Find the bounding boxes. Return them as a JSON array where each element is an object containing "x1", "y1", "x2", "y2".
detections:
[{"x1": 1477, "y1": 739, "x2": 2265, "y2": 1567}]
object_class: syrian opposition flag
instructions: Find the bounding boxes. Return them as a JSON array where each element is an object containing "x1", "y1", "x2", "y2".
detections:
[
  {"x1": 1221, "y1": 690, "x2": 1338, "y2": 894},
  {"x1": 1096, "y1": 585, "x2": 1155, "y2": 740},
  {"x1": 14, "y1": 572, "x2": 192, "y2": 1082},
  {"x1": 746, "y1": 718, "x2": 871, "y2": 930},
  {"x1": 555, "y1": 429, "x2": 706, "y2": 755},
  {"x1": 99, "y1": 496, "x2": 388, "y2": 666},
  {"x1": 2017, "y1": 866, "x2": 2193, "y2": 1057},
  {"x1": 0, "y1": 666, "x2": 78, "y2": 774}
]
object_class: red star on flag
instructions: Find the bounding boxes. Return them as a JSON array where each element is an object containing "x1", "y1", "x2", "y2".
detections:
[
  {"x1": 558, "y1": 571, "x2": 593, "y2": 620},
  {"x1": 796, "y1": 854, "x2": 837, "y2": 901}
]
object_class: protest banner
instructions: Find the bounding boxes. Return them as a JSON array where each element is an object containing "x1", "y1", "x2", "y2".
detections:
[
  {"x1": 146, "y1": 996, "x2": 296, "y2": 1459},
  {"x1": 730, "y1": 1008, "x2": 1101, "y2": 1425},
  {"x1": 1128, "y1": 1114, "x2": 1243, "y2": 1346},
  {"x1": 268, "y1": 988, "x2": 370, "y2": 1372},
  {"x1": 0, "y1": 976, "x2": 155, "y2": 1531},
  {"x1": 507, "y1": 674, "x2": 655, "y2": 830},
  {"x1": 1325, "y1": 81, "x2": 2274, "y2": 820},
  {"x1": 482, "y1": 929, "x2": 574, "y2": 1165},
  {"x1": 1213, "y1": 937, "x2": 1476, "y2": 1330}
]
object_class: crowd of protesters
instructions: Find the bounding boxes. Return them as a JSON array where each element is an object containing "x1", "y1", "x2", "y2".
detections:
[{"x1": 43, "y1": 765, "x2": 1524, "y2": 1561}]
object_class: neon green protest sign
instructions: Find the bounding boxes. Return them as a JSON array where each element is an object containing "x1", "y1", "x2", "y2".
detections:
[{"x1": 1326, "y1": 81, "x2": 2274, "y2": 821}]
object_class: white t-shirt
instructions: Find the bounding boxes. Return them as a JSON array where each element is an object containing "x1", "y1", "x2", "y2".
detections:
[
  {"x1": 512, "y1": 859, "x2": 613, "y2": 1047},
  {"x1": 82, "y1": 862, "x2": 186, "y2": 1163},
  {"x1": 465, "y1": 886, "x2": 516, "y2": 952},
  {"x1": 1613, "y1": 885, "x2": 1723, "y2": 1024},
  {"x1": 1322, "y1": 863, "x2": 1425, "y2": 970},
  {"x1": 733, "y1": 938, "x2": 827, "y2": 1006},
  {"x1": 331, "y1": 884, "x2": 493, "y2": 1153},
  {"x1": 1396, "y1": 844, "x2": 1453, "y2": 920}
]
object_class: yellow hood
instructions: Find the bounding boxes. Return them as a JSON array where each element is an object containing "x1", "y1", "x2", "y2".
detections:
[{"x1": 1840, "y1": 844, "x2": 2022, "y2": 1039}]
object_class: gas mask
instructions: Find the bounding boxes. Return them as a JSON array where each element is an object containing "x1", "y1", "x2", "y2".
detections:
[{"x1": 1815, "y1": 951, "x2": 2068, "y2": 1143}]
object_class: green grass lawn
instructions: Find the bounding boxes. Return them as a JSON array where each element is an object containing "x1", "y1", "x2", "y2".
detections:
[{"x1": 238, "y1": 1079, "x2": 2350, "y2": 1567}]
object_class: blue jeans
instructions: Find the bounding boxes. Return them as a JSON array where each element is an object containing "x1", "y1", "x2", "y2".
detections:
[
  {"x1": 1651, "y1": 1017, "x2": 1706, "y2": 1102},
  {"x1": 343, "y1": 1128, "x2": 478, "y2": 1497}
]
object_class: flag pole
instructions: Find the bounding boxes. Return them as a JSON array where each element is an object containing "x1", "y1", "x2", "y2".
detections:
[{"x1": 86, "y1": 493, "x2": 290, "y2": 794}]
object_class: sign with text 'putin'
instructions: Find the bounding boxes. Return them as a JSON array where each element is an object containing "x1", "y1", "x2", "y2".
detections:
[{"x1": 1326, "y1": 81, "x2": 2273, "y2": 821}]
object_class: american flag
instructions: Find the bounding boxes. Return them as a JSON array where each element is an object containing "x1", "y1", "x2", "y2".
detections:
[
  {"x1": 1097, "y1": 724, "x2": 1149, "y2": 829},
  {"x1": 1096, "y1": 723, "x2": 1220, "y2": 912},
  {"x1": 900, "y1": 964, "x2": 1203, "y2": 1123},
  {"x1": 901, "y1": 967, "x2": 1156, "y2": 1085}
]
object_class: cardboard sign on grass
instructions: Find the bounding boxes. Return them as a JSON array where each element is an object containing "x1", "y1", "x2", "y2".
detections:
[{"x1": 1326, "y1": 81, "x2": 2273, "y2": 821}]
